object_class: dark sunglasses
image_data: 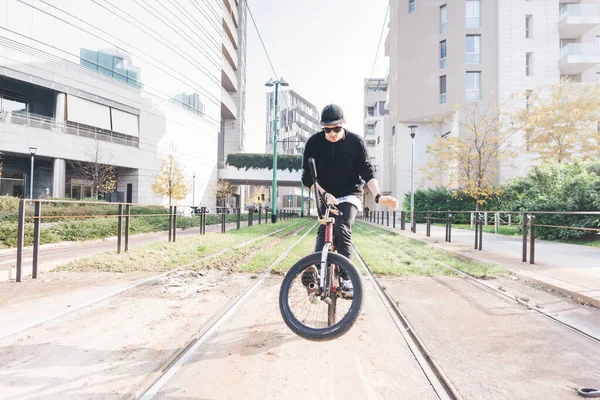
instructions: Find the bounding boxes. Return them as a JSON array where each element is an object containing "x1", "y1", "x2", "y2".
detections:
[{"x1": 324, "y1": 126, "x2": 343, "y2": 133}]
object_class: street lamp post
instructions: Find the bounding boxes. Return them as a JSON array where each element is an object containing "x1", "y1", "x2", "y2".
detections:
[
  {"x1": 408, "y1": 125, "x2": 418, "y2": 233},
  {"x1": 297, "y1": 142, "x2": 305, "y2": 218},
  {"x1": 29, "y1": 147, "x2": 37, "y2": 199},
  {"x1": 192, "y1": 172, "x2": 196, "y2": 206},
  {"x1": 265, "y1": 77, "x2": 289, "y2": 223}
]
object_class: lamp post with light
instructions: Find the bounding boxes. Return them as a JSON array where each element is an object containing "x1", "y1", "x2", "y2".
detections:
[
  {"x1": 29, "y1": 147, "x2": 37, "y2": 199},
  {"x1": 408, "y1": 125, "x2": 418, "y2": 232},
  {"x1": 265, "y1": 77, "x2": 289, "y2": 223}
]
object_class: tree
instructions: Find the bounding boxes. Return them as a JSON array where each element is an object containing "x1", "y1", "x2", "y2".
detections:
[
  {"x1": 214, "y1": 179, "x2": 234, "y2": 207},
  {"x1": 515, "y1": 79, "x2": 600, "y2": 163},
  {"x1": 70, "y1": 141, "x2": 117, "y2": 200},
  {"x1": 423, "y1": 96, "x2": 522, "y2": 210},
  {"x1": 152, "y1": 145, "x2": 189, "y2": 205}
]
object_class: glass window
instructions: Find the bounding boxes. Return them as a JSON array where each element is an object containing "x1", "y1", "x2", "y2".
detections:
[
  {"x1": 466, "y1": 35, "x2": 481, "y2": 64},
  {"x1": 80, "y1": 48, "x2": 98, "y2": 71},
  {"x1": 466, "y1": 0, "x2": 480, "y2": 27},
  {"x1": 2, "y1": 96, "x2": 28, "y2": 113},
  {"x1": 409, "y1": 0, "x2": 415, "y2": 13},
  {"x1": 440, "y1": 5, "x2": 447, "y2": 34},
  {"x1": 466, "y1": 72, "x2": 481, "y2": 101},
  {"x1": 367, "y1": 125, "x2": 375, "y2": 135},
  {"x1": 367, "y1": 106, "x2": 375, "y2": 116},
  {"x1": 526, "y1": 53, "x2": 532, "y2": 76},
  {"x1": 97, "y1": 49, "x2": 114, "y2": 77},
  {"x1": 440, "y1": 75, "x2": 447, "y2": 104},
  {"x1": 526, "y1": 15, "x2": 533, "y2": 38},
  {"x1": 113, "y1": 57, "x2": 128, "y2": 82},
  {"x1": 440, "y1": 40, "x2": 447, "y2": 69}
]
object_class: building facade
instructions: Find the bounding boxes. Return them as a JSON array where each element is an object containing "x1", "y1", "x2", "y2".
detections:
[
  {"x1": 386, "y1": 0, "x2": 600, "y2": 205},
  {"x1": 363, "y1": 78, "x2": 390, "y2": 212},
  {"x1": 265, "y1": 89, "x2": 319, "y2": 210},
  {"x1": 0, "y1": 0, "x2": 246, "y2": 206}
]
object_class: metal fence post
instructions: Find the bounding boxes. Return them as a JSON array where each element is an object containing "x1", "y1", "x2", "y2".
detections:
[
  {"x1": 484, "y1": 212, "x2": 488, "y2": 226},
  {"x1": 125, "y1": 204, "x2": 131, "y2": 252},
  {"x1": 426, "y1": 212, "x2": 431, "y2": 237},
  {"x1": 173, "y1": 206, "x2": 177, "y2": 242},
  {"x1": 16, "y1": 199, "x2": 26, "y2": 283},
  {"x1": 495, "y1": 212, "x2": 499, "y2": 234},
  {"x1": 32, "y1": 201, "x2": 41, "y2": 279},
  {"x1": 221, "y1": 211, "x2": 226, "y2": 233},
  {"x1": 258, "y1": 206, "x2": 262, "y2": 224},
  {"x1": 117, "y1": 204, "x2": 123, "y2": 253},
  {"x1": 168, "y1": 205, "x2": 173, "y2": 242},
  {"x1": 393, "y1": 211, "x2": 396, "y2": 228},
  {"x1": 474, "y1": 212, "x2": 479, "y2": 250},
  {"x1": 530, "y1": 214, "x2": 536, "y2": 265},
  {"x1": 445, "y1": 212, "x2": 449, "y2": 242},
  {"x1": 478, "y1": 212, "x2": 483, "y2": 251},
  {"x1": 470, "y1": 212, "x2": 474, "y2": 230},
  {"x1": 411, "y1": 211, "x2": 416, "y2": 233},
  {"x1": 401, "y1": 211, "x2": 405, "y2": 230},
  {"x1": 387, "y1": 211, "x2": 390, "y2": 226},
  {"x1": 237, "y1": 208, "x2": 241, "y2": 230},
  {"x1": 249, "y1": 209, "x2": 253, "y2": 227},
  {"x1": 522, "y1": 213, "x2": 528, "y2": 262},
  {"x1": 448, "y1": 213, "x2": 453, "y2": 242},
  {"x1": 201, "y1": 207, "x2": 206, "y2": 235}
]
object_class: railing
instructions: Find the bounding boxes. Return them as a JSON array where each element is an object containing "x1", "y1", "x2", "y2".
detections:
[
  {"x1": 560, "y1": 43, "x2": 600, "y2": 58},
  {"x1": 0, "y1": 110, "x2": 139, "y2": 148},
  {"x1": 560, "y1": 4, "x2": 600, "y2": 20},
  {"x1": 222, "y1": 32, "x2": 239, "y2": 69},
  {"x1": 223, "y1": 8, "x2": 238, "y2": 48},
  {"x1": 221, "y1": 87, "x2": 238, "y2": 117},
  {"x1": 222, "y1": 58, "x2": 239, "y2": 91},
  {"x1": 9, "y1": 198, "x2": 302, "y2": 282},
  {"x1": 359, "y1": 210, "x2": 600, "y2": 266}
]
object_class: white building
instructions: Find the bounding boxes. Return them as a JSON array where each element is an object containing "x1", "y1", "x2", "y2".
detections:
[
  {"x1": 0, "y1": 0, "x2": 246, "y2": 207},
  {"x1": 265, "y1": 89, "x2": 319, "y2": 209},
  {"x1": 385, "y1": 0, "x2": 600, "y2": 205},
  {"x1": 363, "y1": 78, "x2": 390, "y2": 212}
]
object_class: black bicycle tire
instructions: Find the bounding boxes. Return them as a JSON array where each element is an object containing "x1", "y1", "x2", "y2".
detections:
[{"x1": 279, "y1": 252, "x2": 363, "y2": 342}]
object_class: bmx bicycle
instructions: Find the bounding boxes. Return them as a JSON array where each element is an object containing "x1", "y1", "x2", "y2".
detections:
[{"x1": 279, "y1": 158, "x2": 363, "y2": 341}]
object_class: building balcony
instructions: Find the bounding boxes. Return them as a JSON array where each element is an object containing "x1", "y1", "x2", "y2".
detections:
[
  {"x1": 223, "y1": 9, "x2": 238, "y2": 49},
  {"x1": 222, "y1": 58, "x2": 238, "y2": 92},
  {"x1": 222, "y1": 33, "x2": 239, "y2": 70},
  {"x1": 559, "y1": 43, "x2": 600, "y2": 74},
  {"x1": 221, "y1": 87, "x2": 238, "y2": 120},
  {"x1": 559, "y1": 4, "x2": 600, "y2": 39},
  {"x1": 364, "y1": 114, "x2": 379, "y2": 125}
]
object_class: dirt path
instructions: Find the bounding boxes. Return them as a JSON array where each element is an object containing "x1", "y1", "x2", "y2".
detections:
[
  {"x1": 0, "y1": 270, "x2": 254, "y2": 399},
  {"x1": 382, "y1": 276, "x2": 600, "y2": 399},
  {"x1": 148, "y1": 275, "x2": 439, "y2": 400}
]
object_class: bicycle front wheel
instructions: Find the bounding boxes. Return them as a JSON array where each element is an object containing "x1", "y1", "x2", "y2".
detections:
[{"x1": 279, "y1": 252, "x2": 363, "y2": 342}]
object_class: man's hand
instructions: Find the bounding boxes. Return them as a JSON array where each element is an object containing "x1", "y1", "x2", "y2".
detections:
[
  {"x1": 324, "y1": 192, "x2": 339, "y2": 206},
  {"x1": 379, "y1": 195, "x2": 398, "y2": 210}
]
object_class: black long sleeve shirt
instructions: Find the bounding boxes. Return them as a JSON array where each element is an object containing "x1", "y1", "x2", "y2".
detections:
[{"x1": 301, "y1": 129, "x2": 375, "y2": 198}]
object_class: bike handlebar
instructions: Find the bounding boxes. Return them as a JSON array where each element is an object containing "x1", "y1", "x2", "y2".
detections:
[{"x1": 308, "y1": 157, "x2": 342, "y2": 219}]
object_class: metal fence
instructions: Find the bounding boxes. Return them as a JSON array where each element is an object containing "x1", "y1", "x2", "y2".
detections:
[
  {"x1": 359, "y1": 210, "x2": 600, "y2": 265},
  {"x1": 12, "y1": 199, "x2": 300, "y2": 282}
]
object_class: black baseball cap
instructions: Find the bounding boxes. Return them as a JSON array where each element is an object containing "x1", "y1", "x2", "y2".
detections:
[{"x1": 320, "y1": 104, "x2": 345, "y2": 126}]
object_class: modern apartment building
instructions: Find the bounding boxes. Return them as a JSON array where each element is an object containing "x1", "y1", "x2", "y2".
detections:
[
  {"x1": 363, "y1": 78, "x2": 390, "y2": 211},
  {"x1": 386, "y1": 0, "x2": 600, "y2": 204},
  {"x1": 265, "y1": 89, "x2": 319, "y2": 208},
  {"x1": 0, "y1": 0, "x2": 247, "y2": 206}
]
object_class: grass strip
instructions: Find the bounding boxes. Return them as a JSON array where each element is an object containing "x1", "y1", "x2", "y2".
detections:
[
  {"x1": 354, "y1": 223, "x2": 504, "y2": 278},
  {"x1": 56, "y1": 219, "x2": 311, "y2": 273},
  {"x1": 238, "y1": 223, "x2": 317, "y2": 273}
]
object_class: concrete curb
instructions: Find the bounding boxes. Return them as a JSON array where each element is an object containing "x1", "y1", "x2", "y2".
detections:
[{"x1": 359, "y1": 220, "x2": 600, "y2": 309}]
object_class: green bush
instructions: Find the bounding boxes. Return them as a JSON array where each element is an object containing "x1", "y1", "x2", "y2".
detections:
[
  {"x1": 403, "y1": 187, "x2": 502, "y2": 224},
  {"x1": 226, "y1": 153, "x2": 302, "y2": 172},
  {"x1": 502, "y1": 160, "x2": 600, "y2": 240}
]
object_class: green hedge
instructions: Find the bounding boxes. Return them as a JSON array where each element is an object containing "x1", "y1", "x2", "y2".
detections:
[
  {"x1": 226, "y1": 153, "x2": 302, "y2": 172},
  {"x1": 0, "y1": 212, "x2": 250, "y2": 248},
  {"x1": 502, "y1": 160, "x2": 600, "y2": 240},
  {"x1": 402, "y1": 187, "x2": 502, "y2": 224}
]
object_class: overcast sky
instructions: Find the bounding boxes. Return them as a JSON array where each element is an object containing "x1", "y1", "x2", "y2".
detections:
[{"x1": 244, "y1": 0, "x2": 390, "y2": 153}]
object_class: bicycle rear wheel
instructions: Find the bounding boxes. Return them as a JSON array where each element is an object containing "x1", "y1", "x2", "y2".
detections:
[{"x1": 279, "y1": 252, "x2": 363, "y2": 342}]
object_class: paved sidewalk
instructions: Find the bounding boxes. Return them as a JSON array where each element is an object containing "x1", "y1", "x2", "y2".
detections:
[
  {"x1": 361, "y1": 220, "x2": 600, "y2": 308},
  {"x1": 0, "y1": 221, "x2": 247, "y2": 282}
]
